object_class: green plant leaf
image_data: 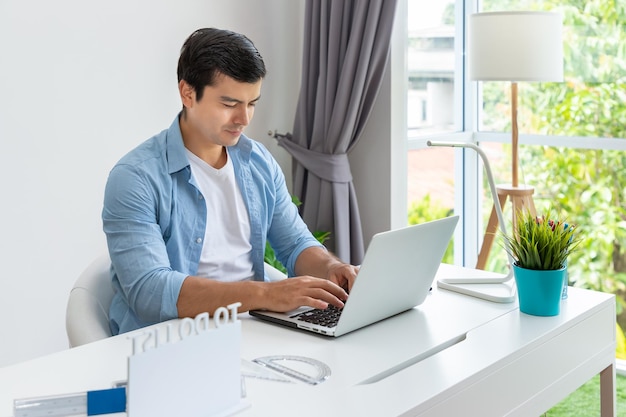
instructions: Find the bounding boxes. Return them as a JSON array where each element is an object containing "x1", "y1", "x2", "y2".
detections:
[
  {"x1": 499, "y1": 207, "x2": 582, "y2": 271},
  {"x1": 263, "y1": 195, "x2": 330, "y2": 274}
]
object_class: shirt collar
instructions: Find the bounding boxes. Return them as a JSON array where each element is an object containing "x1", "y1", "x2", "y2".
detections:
[
  {"x1": 165, "y1": 113, "x2": 189, "y2": 175},
  {"x1": 165, "y1": 112, "x2": 254, "y2": 174}
]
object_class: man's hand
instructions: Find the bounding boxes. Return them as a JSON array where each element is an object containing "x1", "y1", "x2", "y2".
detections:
[
  {"x1": 262, "y1": 276, "x2": 348, "y2": 312},
  {"x1": 326, "y1": 263, "x2": 359, "y2": 292},
  {"x1": 294, "y1": 246, "x2": 359, "y2": 292}
]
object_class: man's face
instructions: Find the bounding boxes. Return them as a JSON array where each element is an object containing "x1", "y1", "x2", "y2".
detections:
[{"x1": 179, "y1": 73, "x2": 262, "y2": 148}]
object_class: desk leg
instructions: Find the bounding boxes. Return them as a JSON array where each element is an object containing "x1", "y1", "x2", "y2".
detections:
[{"x1": 600, "y1": 364, "x2": 616, "y2": 417}]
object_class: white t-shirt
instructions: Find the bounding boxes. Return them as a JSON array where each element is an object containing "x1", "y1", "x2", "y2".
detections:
[{"x1": 186, "y1": 148, "x2": 254, "y2": 282}]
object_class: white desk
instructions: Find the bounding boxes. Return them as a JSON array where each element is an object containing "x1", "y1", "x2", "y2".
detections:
[{"x1": 0, "y1": 265, "x2": 616, "y2": 416}]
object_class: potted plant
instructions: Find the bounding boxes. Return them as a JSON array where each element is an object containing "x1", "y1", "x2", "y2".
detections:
[{"x1": 500, "y1": 207, "x2": 582, "y2": 316}]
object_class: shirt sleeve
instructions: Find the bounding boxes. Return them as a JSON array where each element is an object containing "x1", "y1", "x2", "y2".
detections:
[
  {"x1": 102, "y1": 163, "x2": 186, "y2": 324},
  {"x1": 265, "y1": 156, "x2": 324, "y2": 277}
]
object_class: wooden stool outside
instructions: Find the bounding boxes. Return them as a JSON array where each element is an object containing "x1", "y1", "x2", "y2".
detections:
[{"x1": 476, "y1": 184, "x2": 537, "y2": 270}]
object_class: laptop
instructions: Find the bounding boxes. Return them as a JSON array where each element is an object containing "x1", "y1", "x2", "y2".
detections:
[{"x1": 250, "y1": 215, "x2": 459, "y2": 337}]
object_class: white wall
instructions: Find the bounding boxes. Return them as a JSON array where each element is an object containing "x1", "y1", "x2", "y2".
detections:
[{"x1": 0, "y1": 0, "x2": 303, "y2": 367}]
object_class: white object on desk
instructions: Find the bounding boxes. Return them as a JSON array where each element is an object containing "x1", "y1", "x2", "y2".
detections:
[
  {"x1": 127, "y1": 312, "x2": 247, "y2": 417},
  {"x1": 14, "y1": 391, "x2": 88, "y2": 417},
  {"x1": 436, "y1": 267, "x2": 517, "y2": 303},
  {"x1": 252, "y1": 356, "x2": 331, "y2": 385}
]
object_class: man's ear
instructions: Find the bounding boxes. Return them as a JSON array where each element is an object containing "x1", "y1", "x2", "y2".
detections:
[{"x1": 179, "y1": 80, "x2": 195, "y2": 109}]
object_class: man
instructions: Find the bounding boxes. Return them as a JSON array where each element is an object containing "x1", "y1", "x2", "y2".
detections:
[{"x1": 102, "y1": 28, "x2": 358, "y2": 335}]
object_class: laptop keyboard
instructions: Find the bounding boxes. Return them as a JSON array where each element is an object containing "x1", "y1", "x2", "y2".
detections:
[{"x1": 291, "y1": 305, "x2": 343, "y2": 328}]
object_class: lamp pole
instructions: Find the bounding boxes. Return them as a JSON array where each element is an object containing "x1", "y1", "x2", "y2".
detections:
[{"x1": 511, "y1": 82, "x2": 519, "y2": 188}]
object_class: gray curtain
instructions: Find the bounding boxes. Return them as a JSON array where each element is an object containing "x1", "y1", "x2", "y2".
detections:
[{"x1": 276, "y1": 0, "x2": 397, "y2": 264}]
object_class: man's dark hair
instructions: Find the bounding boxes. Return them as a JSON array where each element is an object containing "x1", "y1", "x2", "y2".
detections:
[{"x1": 177, "y1": 28, "x2": 266, "y2": 102}]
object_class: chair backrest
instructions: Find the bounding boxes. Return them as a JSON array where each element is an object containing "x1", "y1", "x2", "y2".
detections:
[
  {"x1": 65, "y1": 254, "x2": 114, "y2": 347},
  {"x1": 263, "y1": 262, "x2": 288, "y2": 282}
]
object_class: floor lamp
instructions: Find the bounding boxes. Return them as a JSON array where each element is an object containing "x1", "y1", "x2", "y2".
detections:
[{"x1": 469, "y1": 11, "x2": 563, "y2": 270}]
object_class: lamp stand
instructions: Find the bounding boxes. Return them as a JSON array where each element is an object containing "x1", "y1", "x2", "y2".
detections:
[
  {"x1": 475, "y1": 82, "x2": 537, "y2": 270},
  {"x1": 427, "y1": 140, "x2": 516, "y2": 303}
]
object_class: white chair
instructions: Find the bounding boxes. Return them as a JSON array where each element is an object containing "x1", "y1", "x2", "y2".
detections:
[
  {"x1": 263, "y1": 262, "x2": 288, "y2": 282},
  {"x1": 66, "y1": 255, "x2": 288, "y2": 347},
  {"x1": 65, "y1": 254, "x2": 114, "y2": 347}
]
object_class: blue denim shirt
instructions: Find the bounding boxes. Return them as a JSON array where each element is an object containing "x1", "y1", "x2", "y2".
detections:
[{"x1": 102, "y1": 115, "x2": 322, "y2": 334}]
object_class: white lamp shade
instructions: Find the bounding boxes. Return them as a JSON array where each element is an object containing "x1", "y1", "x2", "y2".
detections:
[{"x1": 469, "y1": 11, "x2": 563, "y2": 82}]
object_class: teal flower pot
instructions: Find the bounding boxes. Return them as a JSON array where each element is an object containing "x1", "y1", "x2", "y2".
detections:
[{"x1": 513, "y1": 264, "x2": 565, "y2": 316}]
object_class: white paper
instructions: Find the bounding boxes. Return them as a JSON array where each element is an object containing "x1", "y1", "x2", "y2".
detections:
[{"x1": 127, "y1": 321, "x2": 242, "y2": 416}]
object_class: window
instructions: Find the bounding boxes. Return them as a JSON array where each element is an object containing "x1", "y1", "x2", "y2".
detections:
[
  {"x1": 407, "y1": 0, "x2": 458, "y2": 136},
  {"x1": 406, "y1": 0, "x2": 462, "y2": 264}
]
